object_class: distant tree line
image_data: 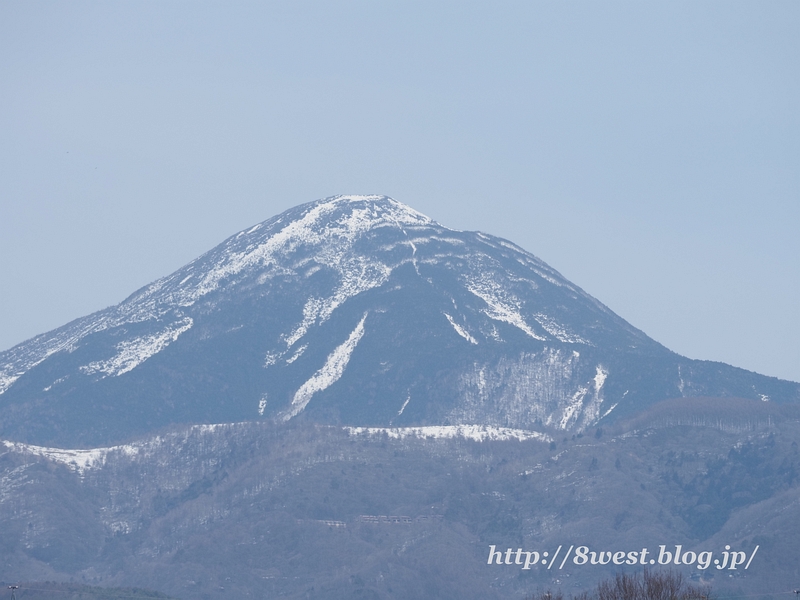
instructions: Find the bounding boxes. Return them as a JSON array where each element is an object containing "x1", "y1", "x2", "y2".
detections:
[{"x1": 0, "y1": 581, "x2": 177, "y2": 600}]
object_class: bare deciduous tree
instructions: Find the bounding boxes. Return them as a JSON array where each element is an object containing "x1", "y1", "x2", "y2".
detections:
[{"x1": 528, "y1": 570, "x2": 709, "y2": 600}]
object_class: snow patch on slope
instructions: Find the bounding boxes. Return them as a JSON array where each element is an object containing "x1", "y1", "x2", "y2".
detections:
[
  {"x1": 286, "y1": 345, "x2": 307, "y2": 364},
  {"x1": 533, "y1": 313, "x2": 591, "y2": 345},
  {"x1": 284, "y1": 257, "x2": 390, "y2": 348},
  {"x1": 80, "y1": 318, "x2": 193, "y2": 378},
  {"x1": 601, "y1": 402, "x2": 618, "y2": 419},
  {"x1": 346, "y1": 425, "x2": 551, "y2": 443},
  {"x1": 282, "y1": 313, "x2": 368, "y2": 421},
  {"x1": 594, "y1": 366, "x2": 608, "y2": 393},
  {"x1": 190, "y1": 196, "x2": 431, "y2": 306},
  {"x1": 555, "y1": 365, "x2": 607, "y2": 430},
  {"x1": 466, "y1": 276, "x2": 545, "y2": 341},
  {"x1": 0, "y1": 314, "x2": 121, "y2": 394},
  {"x1": 1, "y1": 440, "x2": 138, "y2": 475},
  {"x1": 0, "y1": 372, "x2": 20, "y2": 397},
  {"x1": 557, "y1": 386, "x2": 590, "y2": 429},
  {"x1": 0, "y1": 422, "x2": 244, "y2": 475},
  {"x1": 397, "y1": 395, "x2": 410, "y2": 416},
  {"x1": 190, "y1": 201, "x2": 339, "y2": 300},
  {"x1": 444, "y1": 313, "x2": 478, "y2": 344}
]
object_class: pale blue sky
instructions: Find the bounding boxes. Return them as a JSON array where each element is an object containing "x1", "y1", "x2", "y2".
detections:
[{"x1": 1, "y1": 1, "x2": 798, "y2": 382}]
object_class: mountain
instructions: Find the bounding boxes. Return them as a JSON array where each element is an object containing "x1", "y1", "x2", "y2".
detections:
[
  {"x1": 2, "y1": 195, "x2": 800, "y2": 599},
  {"x1": 1, "y1": 195, "x2": 797, "y2": 447}
]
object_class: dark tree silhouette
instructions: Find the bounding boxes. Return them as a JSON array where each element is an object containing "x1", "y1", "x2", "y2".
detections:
[{"x1": 527, "y1": 570, "x2": 709, "y2": 600}]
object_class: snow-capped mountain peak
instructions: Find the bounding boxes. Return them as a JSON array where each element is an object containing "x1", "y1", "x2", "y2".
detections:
[{"x1": 1, "y1": 195, "x2": 795, "y2": 447}]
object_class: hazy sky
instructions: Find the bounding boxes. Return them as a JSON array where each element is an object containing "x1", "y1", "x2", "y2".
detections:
[{"x1": 1, "y1": 1, "x2": 798, "y2": 382}]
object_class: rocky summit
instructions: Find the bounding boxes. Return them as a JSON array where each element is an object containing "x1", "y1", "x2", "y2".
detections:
[{"x1": 1, "y1": 195, "x2": 797, "y2": 447}]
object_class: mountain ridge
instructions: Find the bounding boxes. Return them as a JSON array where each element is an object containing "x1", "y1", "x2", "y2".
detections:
[{"x1": 3, "y1": 397, "x2": 799, "y2": 599}]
